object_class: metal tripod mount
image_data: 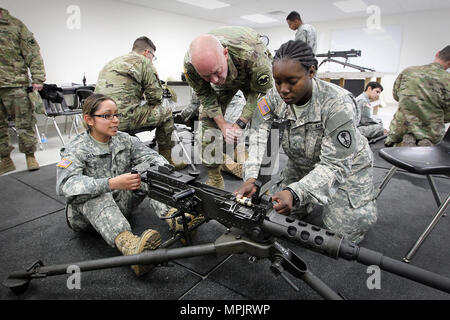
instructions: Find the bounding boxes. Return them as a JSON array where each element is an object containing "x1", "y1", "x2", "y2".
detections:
[{"x1": 2, "y1": 223, "x2": 343, "y2": 300}]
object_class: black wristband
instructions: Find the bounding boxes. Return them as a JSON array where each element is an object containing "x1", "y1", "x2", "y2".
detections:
[
  {"x1": 235, "y1": 118, "x2": 247, "y2": 129},
  {"x1": 283, "y1": 187, "x2": 299, "y2": 206}
]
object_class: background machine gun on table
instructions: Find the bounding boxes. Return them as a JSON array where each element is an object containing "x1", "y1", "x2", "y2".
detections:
[{"x1": 316, "y1": 49, "x2": 376, "y2": 72}]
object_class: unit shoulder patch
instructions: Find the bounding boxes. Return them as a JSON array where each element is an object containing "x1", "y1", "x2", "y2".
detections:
[
  {"x1": 256, "y1": 74, "x2": 270, "y2": 86},
  {"x1": 337, "y1": 130, "x2": 352, "y2": 148}
]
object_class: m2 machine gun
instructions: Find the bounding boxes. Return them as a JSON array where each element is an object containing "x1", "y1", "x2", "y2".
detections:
[
  {"x1": 316, "y1": 49, "x2": 375, "y2": 72},
  {"x1": 3, "y1": 163, "x2": 450, "y2": 299}
]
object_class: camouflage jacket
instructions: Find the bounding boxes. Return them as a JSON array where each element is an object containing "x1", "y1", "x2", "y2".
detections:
[
  {"x1": 355, "y1": 92, "x2": 380, "y2": 125},
  {"x1": 393, "y1": 62, "x2": 450, "y2": 142},
  {"x1": 56, "y1": 131, "x2": 168, "y2": 203},
  {"x1": 95, "y1": 51, "x2": 163, "y2": 122},
  {"x1": 245, "y1": 78, "x2": 374, "y2": 207},
  {"x1": 295, "y1": 23, "x2": 317, "y2": 54},
  {"x1": 184, "y1": 26, "x2": 273, "y2": 121},
  {"x1": 0, "y1": 8, "x2": 46, "y2": 88}
]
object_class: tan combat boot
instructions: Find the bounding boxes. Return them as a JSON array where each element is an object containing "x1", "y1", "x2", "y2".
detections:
[
  {"x1": 222, "y1": 153, "x2": 243, "y2": 179},
  {"x1": 399, "y1": 134, "x2": 416, "y2": 147},
  {"x1": 165, "y1": 207, "x2": 204, "y2": 244},
  {"x1": 206, "y1": 166, "x2": 225, "y2": 189},
  {"x1": 159, "y1": 147, "x2": 187, "y2": 171},
  {"x1": 114, "y1": 229, "x2": 162, "y2": 276},
  {"x1": 0, "y1": 156, "x2": 16, "y2": 175},
  {"x1": 417, "y1": 139, "x2": 433, "y2": 147},
  {"x1": 25, "y1": 153, "x2": 40, "y2": 171}
]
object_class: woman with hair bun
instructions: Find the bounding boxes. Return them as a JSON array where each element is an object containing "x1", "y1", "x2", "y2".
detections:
[{"x1": 235, "y1": 40, "x2": 377, "y2": 244}]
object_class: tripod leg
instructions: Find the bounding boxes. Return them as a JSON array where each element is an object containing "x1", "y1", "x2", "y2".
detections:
[{"x1": 301, "y1": 271, "x2": 343, "y2": 300}]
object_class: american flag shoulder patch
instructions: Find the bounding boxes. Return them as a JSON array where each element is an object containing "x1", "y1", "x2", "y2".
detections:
[
  {"x1": 257, "y1": 97, "x2": 271, "y2": 116},
  {"x1": 57, "y1": 158, "x2": 72, "y2": 169}
]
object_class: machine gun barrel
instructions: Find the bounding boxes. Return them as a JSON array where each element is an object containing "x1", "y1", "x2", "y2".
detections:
[
  {"x1": 262, "y1": 212, "x2": 450, "y2": 293},
  {"x1": 315, "y1": 49, "x2": 375, "y2": 72},
  {"x1": 316, "y1": 49, "x2": 361, "y2": 58}
]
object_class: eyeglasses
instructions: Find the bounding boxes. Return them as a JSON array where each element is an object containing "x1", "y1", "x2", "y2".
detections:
[{"x1": 91, "y1": 113, "x2": 122, "y2": 120}]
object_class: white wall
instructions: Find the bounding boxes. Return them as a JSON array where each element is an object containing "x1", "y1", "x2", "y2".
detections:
[
  {"x1": 1, "y1": 0, "x2": 222, "y2": 85},
  {"x1": 255, "y1": 8, "x2": 450, "y2": 104}
]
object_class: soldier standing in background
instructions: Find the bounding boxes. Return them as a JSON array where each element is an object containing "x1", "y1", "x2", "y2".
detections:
[
  {"x1": 286, "y1": 11, "x2": 317, "y2": 54},
  {"x1": 184, "y1": 26, "x2": 273, "y2": 189},
  {"x1": 0, "y1": 8, "x2": 45, "y2": 175},
  {"x1": 355, "y1": 82, "x2": 386, "y2": 140},
  {"x1": 95, "y1": 36, "x2": 185, "y2": 169},
  {"x1": 235, "y1": 40, "x2": 377, "y2": 244},
  {"x1": 385, "y1": 46, "x2": 450, "y2": 147}
]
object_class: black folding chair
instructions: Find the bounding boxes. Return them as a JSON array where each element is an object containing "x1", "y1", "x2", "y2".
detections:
[
  {"x1": 376, "y1": 128, "x2": 450, "y2": 263},
  {"x1": 39, "y1": 84, "x2": 83, "y2": 145},
  {"x1": 72, "y1": 86, "x2": 95, "y2": 110}
]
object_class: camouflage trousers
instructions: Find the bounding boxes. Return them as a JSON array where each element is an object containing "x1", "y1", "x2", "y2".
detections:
[
  {"x1": 0, "y1": 87, "x2": 37, "y2": 157},
  {"x1": 66, "y1": 189, "x2": 170, "y2": 247},
  {"x1": 387, "y1": 103, "x2": 447, "y2": 146},
  {"x1": 358, "y1": 123, "x2": 384, "y2": 140},
  {"x1": 119, "y1": 102, "x2": 175, "y2": 149},
  {"x1": 270, "y1": 161, "x2": 378, "y2": 244},
  {"x1": 197, "y1": 93, "x2": 247, "y2": 168}
]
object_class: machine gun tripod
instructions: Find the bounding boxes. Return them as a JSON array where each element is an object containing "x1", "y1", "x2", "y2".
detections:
[
  {"x1": 316, "y1": 49, "x2": 375, "y2": 72},
  {"x1": 3, "y1": 164, "x2": 450, "y2": 299}
]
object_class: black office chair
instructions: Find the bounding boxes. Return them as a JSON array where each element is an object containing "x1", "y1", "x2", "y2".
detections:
[
  {"x1": 376, "y1": 128, "x2": 450, "y2": 263},
  {"x1": 72, "y1": 86, "x2": 95, "y2": 110},
  {"x1": 39, "y1": 84, "x2": 83, "y2": 145}
]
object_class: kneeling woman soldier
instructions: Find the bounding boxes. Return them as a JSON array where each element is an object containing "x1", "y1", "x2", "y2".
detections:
[
  {"x1": 235, "y1": 40, "x2": 377, "y2": 244},
  {"x1": 56, "y1": 93, "x2": 172, "y2": 276}
]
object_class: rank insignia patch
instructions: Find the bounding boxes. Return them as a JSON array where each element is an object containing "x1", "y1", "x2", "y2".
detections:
[
  {"x1": 337, "y1": 131, "x2": 352, "y2": 148},
  {"x1": 257, "y1": 98, "x2": 271, "y2": 116},
  {"x1": 57, "y1": 158, "x2": 72, "y2": 168}
]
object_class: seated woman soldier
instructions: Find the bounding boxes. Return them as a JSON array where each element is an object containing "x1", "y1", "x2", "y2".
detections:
[
  {"x1": 56, "y1": 93, "x2": 198, "y2": 276},
  {"x1": 235, "y1": 40, "x2": 377, "y2": 244}
]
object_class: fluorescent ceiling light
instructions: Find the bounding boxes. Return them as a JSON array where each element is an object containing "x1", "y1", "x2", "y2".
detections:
[
  {"x1": 333, "y1": 0, "x2": 367, "y2": 13},
  {"x1": 241, "y1": 14, "x2": 277, "y2": 23},
  {"x1": 176, "y1": 0, "x2": 230, "y2": 10}
]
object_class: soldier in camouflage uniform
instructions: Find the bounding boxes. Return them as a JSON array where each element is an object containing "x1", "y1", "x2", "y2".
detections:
[
  {"x1": 0, "y1": 8, "x2": 45, "y2": 175},
  {"x1": 95, "y1": 36, "x2": 185, "y2": 169},
  {"x1": 56, "y1": 94, "x2": 198, "y2": 276},
  {"x1": 235, "y1": 40, "x2": 377, "y2": 244},
  {"x1": 386, "y1": 46, "x2": 450, "y2": 147},
  {"x1": 355, "y1": 82, "x2": 385, "y2": 140},
  {"x1": 184, "y1": 26, "x2": 273, "y2": 188},
  {"x1": 286, "y1": 11, "x2": 317, "y2": 54}
]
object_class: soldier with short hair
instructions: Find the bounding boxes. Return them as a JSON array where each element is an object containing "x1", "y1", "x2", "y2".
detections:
[
  {"x1": 0, "y1": 8, "x2": 45, "y2": 175},
  {"x1": 286, "y1": 11, "x2": 317, "y2": 54},
  {"x1": 385, "y1": 46, "x2": 450, "y2": 147},
  {"x1": 95, "y1": 36, "x2": 185, "y2": 169},
  {"x1": 56, "y1": 93, "x2": 199, "y2": 276},
  {"x1": 355, "y1": 81, "x2": 386, "y2": 140},
  {"x1": 235, "y1": 40, "x2": 377, "y2": 244},
  {"x1": 184, "y1": 26, "x2": 273, "y2": 189}
]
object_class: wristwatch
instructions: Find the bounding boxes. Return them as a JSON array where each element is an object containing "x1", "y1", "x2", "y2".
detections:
[
  {"x1": 283, "y1": 187, "x2": 300, "y2": 206},
  {"x1": 235, "y1": 118, "x2": 247, "y2": 129}
]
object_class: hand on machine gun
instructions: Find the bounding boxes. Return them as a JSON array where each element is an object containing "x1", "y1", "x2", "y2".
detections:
[{"x1": 234, "y1": 178, "x2": 294, "y2": 216}]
